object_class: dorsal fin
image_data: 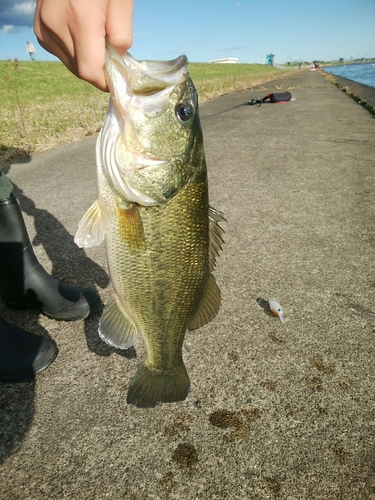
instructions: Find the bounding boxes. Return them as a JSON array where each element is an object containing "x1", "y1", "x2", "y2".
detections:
[{"x1": 208, "y1": 206, "x2": 226, "y2": 272}]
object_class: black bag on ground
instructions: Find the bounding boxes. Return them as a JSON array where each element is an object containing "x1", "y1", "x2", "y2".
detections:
[{"x1": 262, "y1": 91, "x2": 292, "y2": 103}]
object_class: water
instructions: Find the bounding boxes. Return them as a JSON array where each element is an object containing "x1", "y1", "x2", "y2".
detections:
[{"x1": 323, "y1": 62, "x2": 375, "y2": 89}]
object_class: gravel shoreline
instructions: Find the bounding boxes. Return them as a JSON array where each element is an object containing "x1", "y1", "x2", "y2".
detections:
[{"x1": 322, "y1": 71, "x2": 375, "y2": 110}]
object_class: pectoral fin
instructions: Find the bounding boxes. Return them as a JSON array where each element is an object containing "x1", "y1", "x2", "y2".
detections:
[
  {"x1": 188, "y1": 274, "x2": 222, "y2": 330},
  {"x1": 99, "y1": 295, "x2": 138, "y2": 349},
  {"x1": 117, "y1": 202, "x2": 145, "y2": 250},
  {"x1": 74, "y1": 200, "x2": 105, "y2": 248}
]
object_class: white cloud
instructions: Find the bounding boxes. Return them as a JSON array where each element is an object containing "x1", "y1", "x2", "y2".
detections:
[
  {"x1": 0, "y1": 24, "x2": 16, "y2": 34},
  {"x1": 0, "y1": 1, "x2": 36, "y2": 30},
  {"x1": 13, "y1": 2, "x2": 36, "y2": 16}
]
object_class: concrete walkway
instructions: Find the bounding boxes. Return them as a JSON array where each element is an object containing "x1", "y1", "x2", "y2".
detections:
[{"x1": 1, "y1": 70, "x2": 375, "y2": 499}]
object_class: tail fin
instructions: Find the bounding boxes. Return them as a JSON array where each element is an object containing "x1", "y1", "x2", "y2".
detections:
[{"x1": 127, "y1": 361, "x2": 190, "y2": 408}]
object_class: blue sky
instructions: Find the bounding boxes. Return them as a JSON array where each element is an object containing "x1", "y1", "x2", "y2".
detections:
[{"x1": 0, "y1": 0, "x2": 374, "y2": 64}]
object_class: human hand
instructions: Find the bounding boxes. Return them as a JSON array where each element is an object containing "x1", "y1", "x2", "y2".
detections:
[{"x1": 34, "y1": 0, "x2": 133, "y2": 91}]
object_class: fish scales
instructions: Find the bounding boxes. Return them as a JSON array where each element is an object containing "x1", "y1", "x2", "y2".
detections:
[
  {"x1": 75, "y1": 41, "x2": 224, "y2": 408},
  {"x1": 99, "y1": 165, "x2": 209, "y2": 369}
]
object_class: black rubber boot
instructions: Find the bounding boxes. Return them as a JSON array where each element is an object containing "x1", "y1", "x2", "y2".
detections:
[
  {"x1": 0, "y1": 195, "x2": 99, "y2": 321},
  {"x1": 0, "y1": 316, "x2": 58, "y2": 381}
]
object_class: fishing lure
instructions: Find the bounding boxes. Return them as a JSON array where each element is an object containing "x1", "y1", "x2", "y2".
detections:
[{"x1": 269, "y1": 300, "x2": 285, "y2": 324}]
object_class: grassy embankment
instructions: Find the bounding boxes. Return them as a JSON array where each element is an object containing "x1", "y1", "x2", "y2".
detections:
[{"x1": 0, "y1": 59, "x2": 286, "y2": 164}]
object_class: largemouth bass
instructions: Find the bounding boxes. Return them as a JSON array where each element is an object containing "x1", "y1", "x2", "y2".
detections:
[{"x1": 75, "y1": 41, "x2": 225, "y2": 408}]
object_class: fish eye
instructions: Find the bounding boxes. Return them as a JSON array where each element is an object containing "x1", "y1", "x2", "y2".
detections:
[{"x1": 175, "y1": 102, "x2": 194, "y2": 123}]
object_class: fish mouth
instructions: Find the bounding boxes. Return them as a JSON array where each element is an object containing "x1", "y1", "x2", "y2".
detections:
[
  {"x1": 105, "y1": 39, "x2": 188, "y2": 97},
  {"x1": 106, "y1": 40, "x2": 188, "y2": 93}
]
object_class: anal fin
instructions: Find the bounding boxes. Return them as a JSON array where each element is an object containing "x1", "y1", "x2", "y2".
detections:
[
  {"x1": 188, "y1": 274, "x2": 221, "y2": 330},
  {"x1": 99, "y1": 296, "x2": 138, "y2": 349}
]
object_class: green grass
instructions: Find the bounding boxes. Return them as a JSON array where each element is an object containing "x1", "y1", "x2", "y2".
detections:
[
  {"x1": 0, "y1": 60, "x2": 107, "y2": 163},
  {"x1": 188, "y1": 62, "x2": 284, "y2": 99},
  {"x1": 0, "y1": 59, "x2": 285, "y2": 164}
]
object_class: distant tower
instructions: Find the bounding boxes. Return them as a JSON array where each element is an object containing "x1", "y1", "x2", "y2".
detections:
[{"x1": 266, "y1": 53, "x2": 275, "y2": 66}]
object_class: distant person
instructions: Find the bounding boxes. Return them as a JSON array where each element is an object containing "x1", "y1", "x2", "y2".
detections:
[
  {"x1": 314, "y1": 60, "x2": 320, "y2": 70},
  {"x1": 0, "y1": 0, "x2": 134, "y2": 382},
  {"x1": 26, "y1": 40, "x2": 36, "y2": 60}
]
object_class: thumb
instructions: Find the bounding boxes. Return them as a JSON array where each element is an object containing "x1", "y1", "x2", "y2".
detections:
[{"x1": 105, "y1": 0, "x2": 133, "y2": 55}]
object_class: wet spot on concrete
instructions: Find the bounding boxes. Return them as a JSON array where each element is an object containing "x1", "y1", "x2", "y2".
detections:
[
  {"x1": 159, "y1": 471, "x2": 175, "y2": 493},
  {"x1": 209, "y1": 407, "x2": 261, "y2": 440},
  {"x1": 172, "y1": 443, "x2": 199, "y2": 470},
  {"x1": 306, "y1": 375, "x2": 323, "y2": 391},
  {"x1": 261, "y1": 379, "x2": 277, "y2": 391},
  {"x1": 261, "y1": 476, "x2": 282, "y2": 497},
  {"x1": 269, "y1": 333, "x2": 286, "y2": 345},
  {"x1": 311, "y1": 355, "x2": 336, "y2": 374},
  {"x1": 228, "y1": 350, "x2": 240, "y2": 362},
  {"x1": 330, "y1": 442, "x2": 352, "y2": 463},
  {"x1": 164, "y1": 414, "x2": 191, "y2": 437},
  {"x1": 338, "y1": 376, "x2": 354, "y2": 390},
  {"x1": 209, "y1": 409, "x2": 241, "y2": 429}
]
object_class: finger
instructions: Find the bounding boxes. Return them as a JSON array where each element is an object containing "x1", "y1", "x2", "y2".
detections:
[
  {"x1": 37, "y1": 33, "x2": 77, "y2": 74},
  {"x1": 34, "y1": 1, "x2": 79, "y2": 82},
  {"x1": 106, "y1": 0, "x2": 134, "y2": 55},
  {"x1": 34, "y1": 1, "x2": 74, "y2": 64},
  {"x1": 38, "y1": 27, "x2": 108, "y2": 92},
  {"x1": 69, "y1": 15, "x2": 109, "y2": 91},
  {"x1": 35, "y1": 1, "x2": 109, "y2": 91}
]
